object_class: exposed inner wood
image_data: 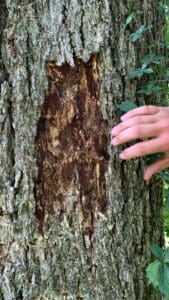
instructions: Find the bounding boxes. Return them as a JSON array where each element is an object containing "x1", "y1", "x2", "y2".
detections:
[{"x1": 34, "y1": 56, "x2": 109, "y2": 233}]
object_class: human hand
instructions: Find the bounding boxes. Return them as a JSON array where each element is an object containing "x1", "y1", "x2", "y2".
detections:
[{"x1": 111, "y1": 105, "x2": 169, "y2": 180}]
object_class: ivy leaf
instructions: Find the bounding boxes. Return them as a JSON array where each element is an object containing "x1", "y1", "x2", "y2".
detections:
[
  {"x1": 129, "y1": 25, "x2": 153, "y2": 42},
  {"x1": 150, "y1": 244, "x2": 163, "y2": 260},
  {"x1": 141, "y1": 63, "x2": 148, "y2": 69},
  {"x1": 125, "y1": 14, "x2": 133, "y2": 27},
  {"x1": 129, "y1": 32, "x2": 141, "y2": 42},
  {"x1": 146, "y1": 260, "x2": 161, "y2": 288},
  {"x1": 129, "y1": 69, "x2": 144, "y2": 79},
  {"x1": 143, "y1": 67, "x2": 154, "y2": 74},
  {"x1": 116, "y1": 100, "x2": 137, "y2": 112},
  {"x1": 141, "y1": 54, "x2": 165, "y2": 65},
  {"x1": 137, "y1": 24, "x2": 152, "y2": 33},
  {"x1": 137, "y1": 82, "x2": 161, "y2": 95},
  {"x1": 129, "y1": 67, "x2": 154, "y2": 80}
]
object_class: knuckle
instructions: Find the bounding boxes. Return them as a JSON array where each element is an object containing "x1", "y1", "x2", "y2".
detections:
[
  {"x1": 118, "y1": 123, "x2": 124, "y2": 132},
  {"x1": 130, "y1": 116, "x2": 144, "y2": 126},
  {"x1": 140, "y1": 106, "x2": 148, "y2": 114},
  {"x1": 133, "y1": 116, "x2": 142, "y2": 125},
  {"x1": 146, "y1": 105, "x2": 155, "y2": 113},
  {"x1": 132, "y1": 116, "x2": 140, "y2": 124}
]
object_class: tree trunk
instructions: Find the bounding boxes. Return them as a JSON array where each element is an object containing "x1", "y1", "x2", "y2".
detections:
[{"x1": 0, "y1": 1, "x2": 164, "y2": 299}]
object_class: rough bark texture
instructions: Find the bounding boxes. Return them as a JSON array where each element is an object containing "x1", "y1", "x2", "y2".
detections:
[{"x1": 0, "y1": 0, "x2": 164, "y2": 299}]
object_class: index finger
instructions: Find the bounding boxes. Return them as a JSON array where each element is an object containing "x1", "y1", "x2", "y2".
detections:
[{"x1": 121, "y1": 105, "x2": 159, "y2": 121}]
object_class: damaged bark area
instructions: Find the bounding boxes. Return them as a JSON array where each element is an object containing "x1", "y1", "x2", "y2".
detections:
[{"x1": 35, "y1": 56, "x2": 109, "y2": 234}]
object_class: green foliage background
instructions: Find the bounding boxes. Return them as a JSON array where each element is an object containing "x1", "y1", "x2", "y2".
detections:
[{"x1": 121, "y1": 1, "x2": 169, "y2": 297}]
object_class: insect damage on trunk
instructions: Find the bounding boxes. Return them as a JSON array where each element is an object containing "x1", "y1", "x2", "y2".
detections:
[{"x1": 34, "y1": 56, "x2": 109, "y2": 234}]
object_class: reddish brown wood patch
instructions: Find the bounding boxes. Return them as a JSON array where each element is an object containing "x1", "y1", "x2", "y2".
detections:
[{"x1": 34, "y1": 56, "x2": 109, "y2": 234}]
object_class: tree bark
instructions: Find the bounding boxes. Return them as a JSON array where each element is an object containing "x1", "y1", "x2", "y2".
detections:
[{"x1": 0, "y1": 1, "x2": 164, "y2": 299}]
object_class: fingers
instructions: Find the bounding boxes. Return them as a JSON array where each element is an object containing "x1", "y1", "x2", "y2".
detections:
[
  {"x1": 119, "y1": 138, "x2": 162, "y2": 160},
  {"x1": 111, "y1": 105, "x2": 169, "y2": 180},
  {"x1": 121, "y1": 105, "x2": 159, "y2": 121},
  {"x1": 112, "y1": 115, "x2": 158, "y2": 137},
  {"x1": 112, "y1": 123, "x2": 159, "y2": 145},
  {"x1": 144, "y1": 155, "x2": 169, "y2": 181}
]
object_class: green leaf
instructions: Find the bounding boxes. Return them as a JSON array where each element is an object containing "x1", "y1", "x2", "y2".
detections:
[
  {"x1": 159, "y1": 263, "x2": 169, "y2": 296},
  {"x1": 138, "y1": 24, "x2": 153, "y2": 33},
  {"x1": 137, "y1": 82, "x2": 161, "y2": 95},
  {"x1": 164, "y1": 248, "x2": 169, "y2": 263},
  {"x1": 129, "y1": 67, "x2": 154, "y2": 80},
  {"x1": 137, "y1": 24, "x2": 146, "y2": 33},
  {"x1": 141, "y1": 63, "x2": 148, "y2": 69},
  {"x1": 150, "y1": 244, "x2": 163, "y2": 260},
  {"x1": 158, "y1": 2, "x2": 169, "y2": 16},
  {"x1": 158, "y1": 3, "x2": 167, "y2": 12},
  {"x1": 125, "y1": 14, "x2": 133, "y2": 27},
  {"x1": 141, "y1": 54, "x2": 165, "y2": 65},
  {"x1": 143, "y1": 67, "x2": 154, "y2": 74},
  {"x1": 129, "y1": 32, "x2": 141, "y2": 42},
  {"x1": 129, "y1": 69, "x2": 144, "y2": 79},
  {"x1": 129, "y1": 25, "x2": 153, "y2": 42},
  {"x1": 116, "y1": 100, "x2": 137, "y2": 112},
  {"x1": 146, "y1": 260, "x2": 161, "y2": 288}
]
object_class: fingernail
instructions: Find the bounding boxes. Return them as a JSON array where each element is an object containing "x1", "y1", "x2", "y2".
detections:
[
  {"x1": 120, "y1": 115, "x2": 127, "y2": 121},
  {"x1": 119, "y1": 152, "x2": 126, "y2": 159},
  {"x1": 111, "y1": 138, "x2": 117, "y2": 145},
  {"x1": 111, "y1": 128, "x2": 116, "y2": 135},
  {"x1": 144, "y1": 175, "x2": 150, "y2": 182}
]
